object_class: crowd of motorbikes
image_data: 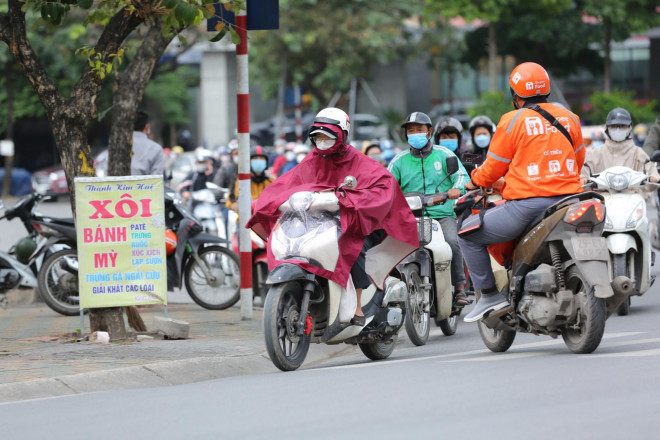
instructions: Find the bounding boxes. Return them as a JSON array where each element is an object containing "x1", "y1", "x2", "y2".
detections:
[{"x1": 2, "y1": 153, "x2": 659, "y2": 373}]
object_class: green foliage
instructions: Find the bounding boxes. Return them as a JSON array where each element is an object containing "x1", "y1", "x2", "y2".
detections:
[
  {"x1": 145, "y1": 66, "x2": 196, "y2": 126},
  {"x1": 250, "y1": 0, "x2": 419, "y2": 105},
  {"x1": 467, "y1": 91, "x2": 515, "y2": 125},
  {"x1": 588, "y1": 91, "x2": 658, "y2": 125}
]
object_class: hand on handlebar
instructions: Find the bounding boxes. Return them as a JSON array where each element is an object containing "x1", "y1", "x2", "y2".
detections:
[{"x1": 447, "y1": 188, "x2": 462, "y2": 199}]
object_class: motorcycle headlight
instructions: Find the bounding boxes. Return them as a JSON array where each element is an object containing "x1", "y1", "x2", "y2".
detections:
[
  {"x1": 405, "y1": 195, "x2": 423, "y2": 211},
  {"x1": 606, "y1": 172, "x2": 630, "y2": 191},
  {"x1": 625, "y1": 201, "x2": 645, "y2": 229}
]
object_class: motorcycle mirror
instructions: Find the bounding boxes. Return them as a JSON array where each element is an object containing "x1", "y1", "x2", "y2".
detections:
[
  {"x1": 445, "y1": 156, "x2": 459, "y2": 175},
  {"x1": 651, "y1": 150, "x2": 660, "y2": 163},
  {"x1": 340, "y1": 176, "x2": 357, "y2": 189},
  {"x1": 583, "y1": 163, "x2": 592, "y2": 177}
]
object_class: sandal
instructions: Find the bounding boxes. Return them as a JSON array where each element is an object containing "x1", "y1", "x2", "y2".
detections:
[
  {"x1": 350, "y1": 314, "x2": 366, "y2": 326},
  {"x1": 454, "y1": 290, "x2": 469, "y2": 306}
]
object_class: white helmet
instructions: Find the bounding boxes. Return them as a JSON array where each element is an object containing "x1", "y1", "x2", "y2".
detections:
[{"x1": 312, "y1": 107, "x2": 350, "y2": 135}]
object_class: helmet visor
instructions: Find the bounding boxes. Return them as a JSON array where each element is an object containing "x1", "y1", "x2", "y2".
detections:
[{"x1": 313, "y1": 116, "x2": 342, "y2": 127}]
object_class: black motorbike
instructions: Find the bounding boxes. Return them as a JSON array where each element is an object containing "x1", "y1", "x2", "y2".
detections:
[{"x1": 0, "y1": 193, "x2": 75, "y2": 308}]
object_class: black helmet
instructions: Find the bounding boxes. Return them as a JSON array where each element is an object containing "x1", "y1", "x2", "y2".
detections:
[
  {"x1": 468, "y1": 115, "x2": 495, "y2": 138},
  {"x1": 250, "y1": 145, "x2": 269, "y2": 166},
  {"x1": 401, "y1": 112, "x2": 433, "y2": 140},
  {"x1": 606, "y1": 107, "x2": 632, "y2": 127},
  {"x1": 433, "y1": 116, "x2": 463, "y2": 145}
]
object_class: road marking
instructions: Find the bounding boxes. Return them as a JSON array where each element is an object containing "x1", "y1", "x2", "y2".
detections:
[{"x1": 582, "y1": 348, "x2": 660, "y2": 358}]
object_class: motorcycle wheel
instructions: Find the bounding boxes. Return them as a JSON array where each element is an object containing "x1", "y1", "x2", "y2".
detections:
[
  {"x1": 477, "y1": 321, "x2": 516, "y2": 352},
  {"x1": 184, "y1": 245, "x2": 240, "y2": 310},
  {"x1": 359, "y1": 336, "x2": 397, "y2": 361},
  {"x1": 438, "y1": 314, "x2": 458, "y2": 336},
  {"x1": 614, "y1": 254, "x2": 630, "y2": 316},
  {"x1": 650, "y1": 218, "x2": 660, "y2": 250},
  {"x1": 561, "y1": 266, "x2": 606, "y2": 354},
  {"x1": 403, "y1": 267, "x2": 430, "y2": 346},
  {"x1": 263, "y1": 282, "x2": 311, "y2": 371},
  {"x1": 38, "y1": 248, "x2": 82, "y2": 316}
]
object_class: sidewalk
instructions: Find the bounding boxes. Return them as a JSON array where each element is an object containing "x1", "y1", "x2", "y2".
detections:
[{"x1": 0, "y1": 294, "x2": 353, "y2": 404}]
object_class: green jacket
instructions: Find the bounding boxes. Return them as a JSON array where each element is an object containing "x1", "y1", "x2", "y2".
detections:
[{"x1": 388, "y1": 145, "x2": 468, "y2": 219}]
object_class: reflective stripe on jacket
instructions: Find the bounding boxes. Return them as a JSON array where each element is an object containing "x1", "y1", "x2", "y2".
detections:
[{"x1": 471, "y1": 103, "x2": 585, "y2": 199}]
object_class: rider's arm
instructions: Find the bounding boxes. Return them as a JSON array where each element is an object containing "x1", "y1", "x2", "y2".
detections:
[
  {"x1": 448, "y1": 153, "x2": 469, "y2": 194},
  {"x1": 386, "y1": 156, "x2": 402, "y2": 186},
  {"x1": 471, "y1": 127, "x2": 512, "y2": 188}
]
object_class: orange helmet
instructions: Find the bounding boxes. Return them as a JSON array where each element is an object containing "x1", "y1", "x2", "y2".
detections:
[
  {"x1": 165, "y1": 229, "x2": 177, "y2": 256},
  {"x1": 509, "y1": 62, "x2": 551, "y2": 98}
]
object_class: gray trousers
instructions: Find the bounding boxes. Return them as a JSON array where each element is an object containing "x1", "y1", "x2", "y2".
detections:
[
  {"x1": 437, "y1": 217, "x2": 466, "y2": 288},
  {"x1": 458, "y1": 196, "x2": 566, "y2": 291}
]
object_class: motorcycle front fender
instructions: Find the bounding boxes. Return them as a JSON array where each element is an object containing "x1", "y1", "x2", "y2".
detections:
[
  {"x1": 266, "y1": 263, "x2": 316, "y2": 284},
  {"x1": 606, "y1": 233, "x2": 637, "y2": 255}
]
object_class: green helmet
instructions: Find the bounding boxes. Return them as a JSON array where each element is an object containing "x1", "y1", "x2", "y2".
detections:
[{"x1": 15, "y1": 237, "x2": 37, "y2": 264}]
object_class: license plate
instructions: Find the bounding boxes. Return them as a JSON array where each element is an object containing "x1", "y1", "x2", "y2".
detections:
[{"x1": 572, "y1": 237, "x2": 609, "y2": 261}]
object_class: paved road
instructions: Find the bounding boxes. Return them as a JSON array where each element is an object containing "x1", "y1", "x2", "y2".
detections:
[{"x1": 2, "y1": 275, "x2": 660, "y2": 439}]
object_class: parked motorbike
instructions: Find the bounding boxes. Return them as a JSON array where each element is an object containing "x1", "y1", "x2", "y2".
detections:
[
  {"x1": 462, "y1": 189, "x2": 627, "y2": 354},
  {"x1": 399, "y1": 156, "x2": 464, "y2": 346},
  {"x1": 263, "y1": 177, "x2": 409, "y2": 371},
  {"x1": 586, "y1": 166, "x2": 658, "y2": 316},
  {"x1": 38, "y1": 188, "x2": 242, "y2": 314},
  {"x1": 0, "y1": 193, "x2": 74, "y2": 307}
]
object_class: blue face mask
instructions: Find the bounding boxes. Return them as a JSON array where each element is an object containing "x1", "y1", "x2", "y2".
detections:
[
  {"x1": 591, "y1": 141, "x2": 603, "y2": 149},
  {"x1": 474, "y1": 134, "x2": 491, "y2": 149},
  {"x1": 439, "y1": 139, "x2": 458, "y2": 151},
  {"x1": 407, "y1": 133, "x2": 428, "y2": 150},
  {"x1": 251, "y1": 159, "x2": 267, "y2": 173}
]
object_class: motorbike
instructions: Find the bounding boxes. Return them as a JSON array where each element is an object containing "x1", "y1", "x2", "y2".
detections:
[
  {"x1": 0, "y1": 193, "x2": 74, "y2": 308},
  {"x1": 399, "y1": 156, "x2": 465, "y2": 346},
  {"x1": 180, "y1": 181, "x2": 229, "y2": 240},
  {"x1": 461, "y1": 189, "x2": 628, "y2": 354},
  {"x1": 37, "y1": 188, "x2": 242, "y2": 314},
  {"x1": 263, "y1": 177, "x2": 409, "y2": 371},
  {"x1": 586, "y1": 166, "x2": 658, "y2": 316}
]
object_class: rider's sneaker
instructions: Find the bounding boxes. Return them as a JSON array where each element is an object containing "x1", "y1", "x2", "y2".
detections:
[
  {"x1": 454, "y1": 290, "x2": 469, "y2": 307},
  {"x1": 463, "y1": 291, "x2": 508, "y2": 323}
]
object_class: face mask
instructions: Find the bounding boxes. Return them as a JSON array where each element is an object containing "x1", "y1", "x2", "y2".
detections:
[
  {"x1": 474, "y1": 134, "x2": 491, "y2": 149},
  {"x1": 637, "y1": 133, "x2": 646, "y2": 142},
  {"x1": 407, "y1": 133, "x2": 428, "y2": 150},
  {"x1": 296, "y1": 154, "x2": 306, "y2": 163},
  {"x1": 195, "y1": 164, "x2": 207, "y2": 173},
  {"x1": 251, "y1": 159, "x2": 267, "y2": 173},
  {"x1": 275, "y1": 147, "x2": 285, "y2": 155},
  {"x1": 285, "y1": 151, "x2": 295, "y2": 162},
  {"x1": 591, "y1": 141, "x2": 603, "y2": 149},
  {"x1": 439, "y1": 139, "x2": 458, "y2": 151},
  {"x1": 315, "y1": 139, "x2": 335, "y2": 151},
  {"x1": 369, "y1": 154, "x2": 383, "y2": 163},
  {"x1": 232, "y1": 155, "x2": 239, "y2": 165},
  {"x1": 608, "y1": 128, "x2": 630, "y2": 143}
]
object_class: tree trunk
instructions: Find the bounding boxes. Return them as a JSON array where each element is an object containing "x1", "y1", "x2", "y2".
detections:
[
  {"x1": 604, "y1": 19, "x2": 612, "y2": 93},
  {"x1": 89, "y1": 307, "x2": 127, "y2": 341},
  {"x1": 488, "y1": 22, "x2": 497, "y2": 92},
  {"x1": 2, "y1": 65, "x2": 14, "y2": 197}
]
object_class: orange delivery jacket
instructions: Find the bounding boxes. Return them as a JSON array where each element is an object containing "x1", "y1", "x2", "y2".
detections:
[{"x1": 471, "y1": 102, "x2": 585, "y2": 200}]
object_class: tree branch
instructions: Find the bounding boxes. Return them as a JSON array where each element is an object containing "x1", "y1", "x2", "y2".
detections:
[{"x1": 3, "y1": 0, "x2": 63, "y2": 117}]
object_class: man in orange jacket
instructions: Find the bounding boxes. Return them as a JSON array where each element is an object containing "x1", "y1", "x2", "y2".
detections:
[{"x1": 459, "y1": 62, "x2": 585, "y2": 322}]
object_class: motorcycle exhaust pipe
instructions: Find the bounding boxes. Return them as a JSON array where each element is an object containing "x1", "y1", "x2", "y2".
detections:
[{"x1": 611, "y1": 276, "x2": 633, "y2": 297}]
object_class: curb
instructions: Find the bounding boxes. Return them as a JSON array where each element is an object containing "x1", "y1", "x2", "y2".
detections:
[{"x1": 0, "y1": 342, "x2": 356, "y2": 405}]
